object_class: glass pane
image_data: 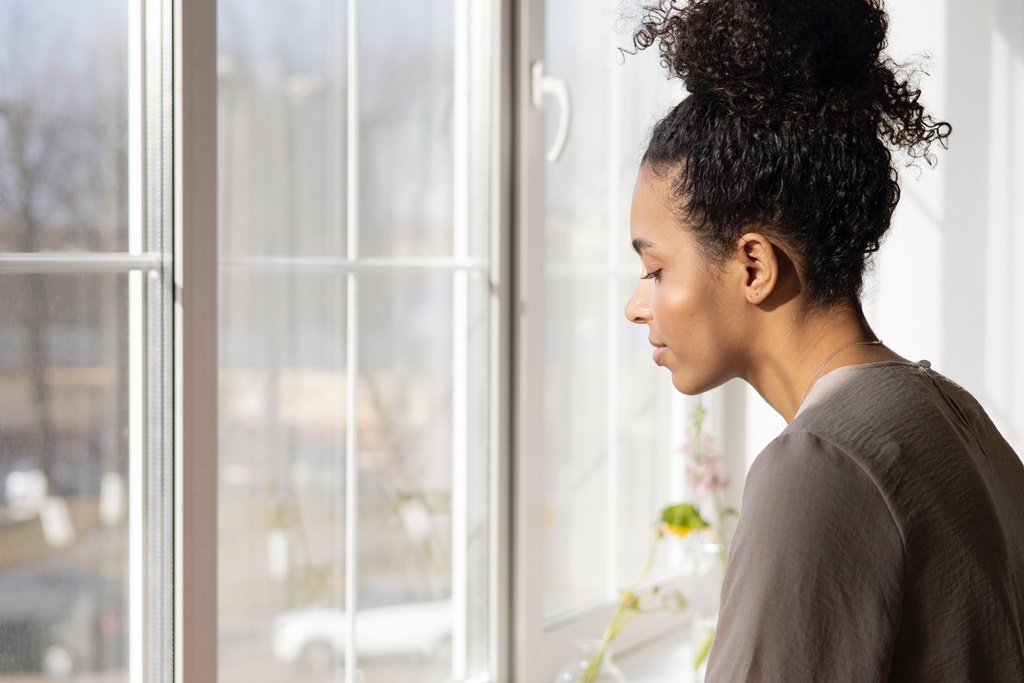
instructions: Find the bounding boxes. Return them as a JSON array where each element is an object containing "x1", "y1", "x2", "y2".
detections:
[
  {"x1": 218, "y1": 4, "x2": 350, "y2": 681},
  {"x1": 218, "y1": 0, "x2": 347, "y2": 260},
  {"x1": 356, "y1": 272, "x2": 457, "y2": 682},
  {"x1": 463, "y1": 274, "x2": 490, "y2": 675},
  {"x1": 543, "y1": 0, "x2": 613, "y2": 265},
  {"x1": 541, "y1": 0, "x2": 691, "y2": 618},
  {"x1": 541, "y1": 0, "x2": 614, "y2": 617},
  {"x1": 219, "y1": 269, "x2": 348, "y2": 683},
  {"x1": 359, "y1": 0, "x2": 454, "y2": 259},
  {"x1": 543, "y1": 276, "x2": 609, "y2": 614},
  {"x1": 220, "y1": 2, "x2": 491, "y2": 679},
  {"x1": 0, "y1": 273, "x2": 128, "y2": 681},
  {"x1": 616, "y1": 275, "x2": 676, "y2": 584},
  {"x1": 0, "y1": 1, "x2": 129, "y2": 253},
  {"x1": 614, "y1": 47, "x2": 686, "y2": 263}
]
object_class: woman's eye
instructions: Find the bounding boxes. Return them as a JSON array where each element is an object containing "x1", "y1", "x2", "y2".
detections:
[{"x1": 642, "y1": 269, "x2": 662, "y2": 282}]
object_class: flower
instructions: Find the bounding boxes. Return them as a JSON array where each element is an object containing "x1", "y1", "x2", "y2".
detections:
[
  {"x1": 661, "y1": 503, "x2": 710, "y2": 538},
  {"x1": 683, "y1": 434, "x2": 730, "y2": 499}
]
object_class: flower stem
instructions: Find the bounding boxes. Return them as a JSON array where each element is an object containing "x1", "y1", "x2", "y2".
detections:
[{"x1": 577, "y1": 527, "x2": 662, "y2": 683}]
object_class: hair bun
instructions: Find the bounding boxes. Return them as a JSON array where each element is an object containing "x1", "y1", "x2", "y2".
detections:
[{"x1": 634, "y1": 0, "x2": 950, "y2": 158}]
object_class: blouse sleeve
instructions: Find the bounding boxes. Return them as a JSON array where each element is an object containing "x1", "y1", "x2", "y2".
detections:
[{"x1": 705, "y1": 431, "x2": 905, "y2": 682}]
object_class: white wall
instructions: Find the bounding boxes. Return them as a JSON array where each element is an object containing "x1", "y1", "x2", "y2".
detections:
[{"x1": 743, "y1": 0, "x2": 1024, "y2": 469}]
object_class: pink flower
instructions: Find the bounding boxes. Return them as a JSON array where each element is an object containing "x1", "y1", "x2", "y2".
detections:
[{"x1": 684, "y1": 434, "x2": 730, "y2": 499}]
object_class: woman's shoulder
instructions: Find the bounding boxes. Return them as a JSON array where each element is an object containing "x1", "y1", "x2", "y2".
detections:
[
  {"x1": 796, "y1": 359, "x2": 939, "y2": 421},
  {"x1": 748, "y1": 362, "x2": 960, "y2": 523},
  {"x1": 749, "y1": 428, "x2": 881, "y2": 499},
  {"x1": 764, "y1": 359, "x2": 1024, "y2": 538},
  {"x1": 740, "y1": 429, "x2": 905, "y2": 585},
  {"x1": 789, "y1": 359, "x2": 980, "y2": 460}
]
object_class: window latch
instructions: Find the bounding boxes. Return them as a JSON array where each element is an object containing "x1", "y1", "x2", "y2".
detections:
[{"x1": 531, "y1": 60, "x2": 571, "y2": 163}]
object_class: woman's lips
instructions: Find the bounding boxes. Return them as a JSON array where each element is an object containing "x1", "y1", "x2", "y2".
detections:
[{"x1": 652, "y1": 345, "x2": 668, "y2": 365}]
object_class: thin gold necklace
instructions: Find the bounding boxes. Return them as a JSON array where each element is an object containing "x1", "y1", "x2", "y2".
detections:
[{"x1": 800, "y1": 339, "x2": 884, "y2": 406}]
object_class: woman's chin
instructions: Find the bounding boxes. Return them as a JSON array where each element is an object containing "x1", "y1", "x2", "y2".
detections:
[{"x1": 668, "y1": 367, "x2": 725, "y2": 396}]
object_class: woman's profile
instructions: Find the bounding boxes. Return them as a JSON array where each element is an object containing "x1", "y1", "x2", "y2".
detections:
[{"x1": 625, "y1": 0, "x2": 1024, "y2": 680}]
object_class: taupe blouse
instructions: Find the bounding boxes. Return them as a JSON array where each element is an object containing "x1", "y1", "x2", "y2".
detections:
[{"x1": 707, "y1": 361, "x2": 1024, "y2": 682}]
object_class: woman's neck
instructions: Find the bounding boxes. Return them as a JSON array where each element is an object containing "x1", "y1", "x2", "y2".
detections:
[{"x1": 744, "y1": 301, "x2": 904, "y2": 423}]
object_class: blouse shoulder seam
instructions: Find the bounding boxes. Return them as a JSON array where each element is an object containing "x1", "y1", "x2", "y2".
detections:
[{"x1": 771, "y1": 429, "x2": 909, "y2": 569}]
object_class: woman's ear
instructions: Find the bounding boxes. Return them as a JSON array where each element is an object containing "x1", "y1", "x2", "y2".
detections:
[{"x1": 735, "y1": 232, "x2": 779, "y2": 304}]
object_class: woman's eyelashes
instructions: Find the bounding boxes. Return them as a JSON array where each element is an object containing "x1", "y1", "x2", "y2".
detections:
[{"x1": 642, "y1": 268, "x2": 662, "y2": 282}]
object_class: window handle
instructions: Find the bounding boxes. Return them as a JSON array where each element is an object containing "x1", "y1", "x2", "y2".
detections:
[{"x1": 531, "y1": 60, "x2": 571, "y2": 163}]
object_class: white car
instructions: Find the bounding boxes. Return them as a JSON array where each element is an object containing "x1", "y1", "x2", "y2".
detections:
[{"x1": 271, "y1": 576, "x2": 452, "y2": 672}]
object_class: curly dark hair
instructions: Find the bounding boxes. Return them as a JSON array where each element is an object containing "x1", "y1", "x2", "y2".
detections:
[{"x1": 633, "y1": 0, "x2": 951, "y2": 304}]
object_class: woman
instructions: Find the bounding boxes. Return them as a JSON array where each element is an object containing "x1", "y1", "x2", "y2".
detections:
[{"x1": 624, "y1": 0, "x2": 1024, "y2": 680}]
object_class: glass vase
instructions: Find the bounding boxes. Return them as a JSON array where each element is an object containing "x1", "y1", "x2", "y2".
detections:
[{"x1": 554, "y1": 638, "x2": 628, "y2": 683}]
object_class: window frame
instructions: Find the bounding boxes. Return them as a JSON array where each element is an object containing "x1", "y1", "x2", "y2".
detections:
[{"x1": 173, "y1": 0, "x2": 218, "y2": 681}]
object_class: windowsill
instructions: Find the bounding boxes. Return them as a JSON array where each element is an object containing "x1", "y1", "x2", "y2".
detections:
[{"x1": 617, "y1": 627, "x2": 707, "y2": 683}]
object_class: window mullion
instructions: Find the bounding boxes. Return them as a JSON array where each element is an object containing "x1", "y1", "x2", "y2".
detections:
[
  {"x1": 172, "y1": 0, "x2": 218, "y2": 681},
  {"x1": 344, "y1": 1, "x2": 361, "y2": 682},
  {"x1": 489, "y1": 1, "x2": 515, "y2": 681},
  {"x1": 0, "y1": 253, "x2": 164, "y2": 273},
  {"x1": 513, "y1": 0, "x2": 548, "y2": 679},
  {"x1": 147, "y1": 0, "x2": 177, "y2": 681},
  {"x1": 452, "y1": 0, "x2": 473, "y2": 678},
  {"x1": 128, "y1": 0, "x2": 147, "y2": 681}
]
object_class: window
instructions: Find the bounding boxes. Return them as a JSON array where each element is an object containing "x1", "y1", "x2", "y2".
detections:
[
  {"x1": 217, "y1": 1, "x2": 494, "y2": 681},
  {"x1": 0, "y1": 0, "x2": 173, "y2": 681},
  {"x1": 213, "y1": 1, "x2": 720, "y2": 680}
]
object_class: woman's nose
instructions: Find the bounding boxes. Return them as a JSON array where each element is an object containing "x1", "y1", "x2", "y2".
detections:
[{"x1": 624, "y1": 287, "x2": 651, "y2": 324}]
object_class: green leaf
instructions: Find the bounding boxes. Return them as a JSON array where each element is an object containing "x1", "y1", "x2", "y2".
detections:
[
  {"x1": 661, "y1": 503, "x2": 710, "y2": 531},
  {"x1": 694, "y1": 627, "x2": 715, "y2": 670}
]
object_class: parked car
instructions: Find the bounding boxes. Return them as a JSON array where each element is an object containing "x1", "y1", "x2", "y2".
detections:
[
  {"x1": 271, "y1": 575, "x2": 452, "y2": 672},
  {"x1": 0, "y1": 454, "x2": 45, "y2": 521},
  {"x1": 0, "y1": 571, "x2": 124, "y2": 677}
]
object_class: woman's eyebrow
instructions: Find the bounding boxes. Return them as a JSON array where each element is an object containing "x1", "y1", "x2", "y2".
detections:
[{"x1": 632, "y1": 237, "x2": 655, "y2": 255}]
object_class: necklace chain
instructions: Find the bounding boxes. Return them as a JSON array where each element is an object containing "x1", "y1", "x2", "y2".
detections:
[{"x1": 801, "y1": 339, "x2": 884, "y2": 406}]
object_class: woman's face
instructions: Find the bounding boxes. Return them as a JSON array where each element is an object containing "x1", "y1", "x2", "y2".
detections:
[{"x1": 624, "y1": 167, "x2": 748, "y2": 394}]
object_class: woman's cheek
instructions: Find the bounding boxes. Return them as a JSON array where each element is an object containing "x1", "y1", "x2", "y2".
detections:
[{"x1": 657, "y1": 286, "x2": 691, "y2": 322}]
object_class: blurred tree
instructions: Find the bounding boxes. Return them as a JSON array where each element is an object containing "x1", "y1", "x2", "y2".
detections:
[{"x1": 0, "y1": 58, "x2": 126, "y2": 501}]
